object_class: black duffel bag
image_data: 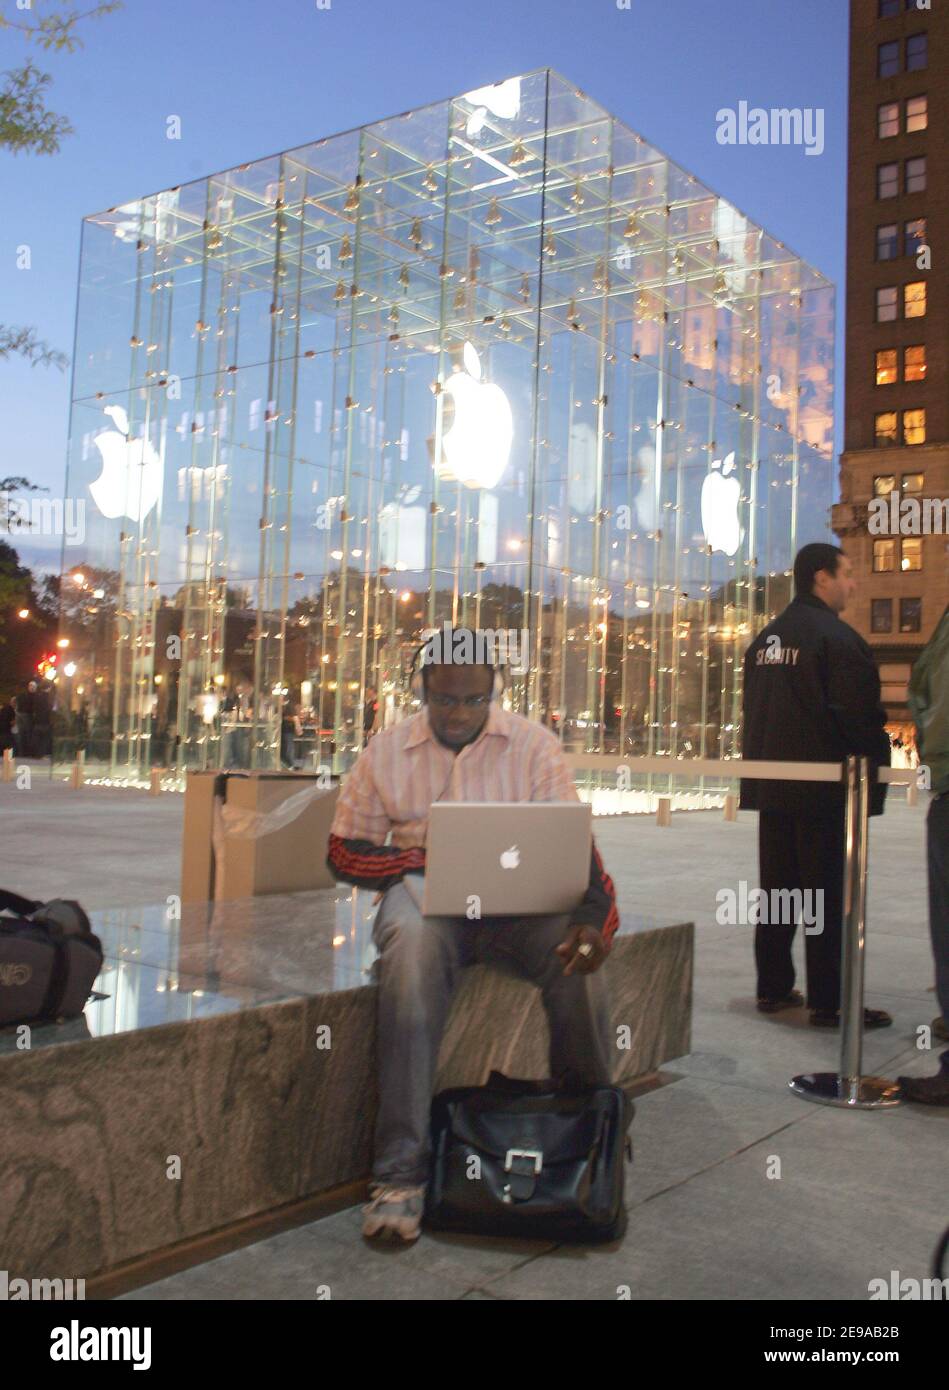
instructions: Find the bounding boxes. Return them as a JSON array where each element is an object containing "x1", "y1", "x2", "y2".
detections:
[
  {"x1": 0, "y1": 889, "x2": 103, "y2": 1027},
  {"x1": 425, "y1": 1071, "x2": 634, "y2": 1243}
]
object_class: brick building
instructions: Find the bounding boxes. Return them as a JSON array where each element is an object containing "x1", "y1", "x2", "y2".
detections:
[{"x1": 834, "y1": 0, "x2": 949, "y2": 730}]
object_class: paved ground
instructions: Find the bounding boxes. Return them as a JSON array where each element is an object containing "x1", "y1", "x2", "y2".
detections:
[{"x1": 3, "y1": 777, "x2": 945, "y2": 1300}]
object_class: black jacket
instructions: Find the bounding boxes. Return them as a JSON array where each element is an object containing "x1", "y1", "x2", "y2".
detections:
[{"x1": 739, "y1": 593, "x2": 890, "y2": 817}]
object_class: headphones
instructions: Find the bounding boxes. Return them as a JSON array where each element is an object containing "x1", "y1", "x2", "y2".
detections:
[{"x1": 406, "y1": 636, "x2": 505, "y2": 705}]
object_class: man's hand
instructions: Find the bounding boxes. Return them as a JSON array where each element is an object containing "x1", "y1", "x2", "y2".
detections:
[{"x1": 555, "y1": 923, "x2": 606, "y2": 976}]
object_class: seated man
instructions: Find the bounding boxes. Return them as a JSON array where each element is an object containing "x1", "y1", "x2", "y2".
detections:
[{"x1": 326, "y1": 630, "x2": 619, "y2": 1243}]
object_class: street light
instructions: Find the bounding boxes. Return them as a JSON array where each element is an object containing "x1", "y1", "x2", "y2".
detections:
[{"x1": 17, "y1": 608, "x2": 29, "y2": 619}]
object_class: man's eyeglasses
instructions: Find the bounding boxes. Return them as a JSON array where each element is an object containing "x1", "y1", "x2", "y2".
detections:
[{"x1": 427, "y1": 692, "x2": 492, "y2": 709}]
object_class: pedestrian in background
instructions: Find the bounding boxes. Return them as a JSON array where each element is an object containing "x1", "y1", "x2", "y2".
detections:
[{"x1": 899, "y1": 604, "x2": 949, "y2": 1105}]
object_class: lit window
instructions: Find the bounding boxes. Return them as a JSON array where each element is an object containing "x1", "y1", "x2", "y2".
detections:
[
  {"x1": 904, "y1": 218, "x2": 926, "y2": 257},
  {"x1": 905, "y1": 95, "x2": 927, "y2": 132},
  {"x1": 876, "y1": 224, "x2": 899, "y2": 260},
  {"x1": 906, "y1": 156, "x2": 926, "y2": 193},
  {"x1": 904, "y1": 344, "x2": 926, "y2": 381},
  {"x1": 876, "y1": 350, "x2": 898, "y2": 386},
  {"x1": 874, "y1": 475, "x2": 897, "y2": 496},
  {"x1": 902, "y1": 408, "x2": 926, "y2": 445},
  {"x1": 901, "y1": 473, "x2": 924, "y2": 494},
  {"x1": 876, "y1": 286, "x2": 898, "y2": 321},
  {"x1": 875, "y1": 414, "x2": 898, "y2": 447},
  {"x1": 900, "y1": 598, "x2": 921, "y2": 633},
  {"x1": 901, "y1": 538, "x2": 922, "y2": 571},
  {"x1": 906, "y1": 33, "x2": 927, "y2": 71},
  {"x1": 871, "y1": 599, "x2": 893, "y2": 634},
  {"x1": 904, "y1": 281, "x2": 926, "y2": 318},
  {"x1": 877, "y1": 163, "x2": 899, "y2": 199},
  {"x1": 873, "y1": 539, "x2": 896, "y2": 572},
  {"x1": 878, "y1": 40, "x2": 900, "y2": 77},
  {"x1": 878, "y1": 102, "x2": 900, "y2": 138}
]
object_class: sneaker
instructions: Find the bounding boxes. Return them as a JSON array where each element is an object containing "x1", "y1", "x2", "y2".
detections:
[
  {"x1": 757, "y1": 989, "x2": 805, "y2": 1014},
  {"x1": 809, "y1": 1007, "x2": 892, "y2": 1030},
  {"x1": 361, "y1": 1184, "x2": 425, "y2": 1243}
]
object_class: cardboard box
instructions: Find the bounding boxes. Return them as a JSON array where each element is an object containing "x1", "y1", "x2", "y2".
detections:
[{"x1": 181, "y1": 771, "x2": 340, "y2": 903}]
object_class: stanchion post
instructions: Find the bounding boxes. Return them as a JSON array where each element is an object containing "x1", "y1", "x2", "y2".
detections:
[
  {"x1": 723, "y1": 793, "x2": 737, "y2": 822},
  {"x1": 789, "y1": 755, "x2": 900, "y2": 1109},
  {"x1": 656, "y1": 796, "x2": 672, "y2": 827},
  {"x1": 1, "y1": 748, "x2": 12, "y2": 782}
]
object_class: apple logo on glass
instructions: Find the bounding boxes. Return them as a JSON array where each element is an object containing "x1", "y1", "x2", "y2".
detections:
[
  {"x1": 440, "y1": 341, "x2": 513, "y2": 491},
  {"x1": 700, "y1": 450, "x2": 740, "y2": 557},
  {"x1": 89, "y1": 404, "x2": 162, "y2": 523},
  {"x1": 500, "y1": 845, "x2": 520, "y2": 870}
]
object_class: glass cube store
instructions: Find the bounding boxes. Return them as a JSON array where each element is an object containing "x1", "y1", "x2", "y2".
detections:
[{"x1": 58, "y1": 69, "x2": 834, "y2": 786}]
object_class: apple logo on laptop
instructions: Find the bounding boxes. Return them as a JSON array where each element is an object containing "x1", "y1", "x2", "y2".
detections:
[{"x1": 500, "y1": 845, "x2": 520, "y2": 870}]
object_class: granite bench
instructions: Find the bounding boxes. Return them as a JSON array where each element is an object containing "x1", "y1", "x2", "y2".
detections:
[{"x1": 0, "y1": 887, "x2": 693, "y2": 1284}]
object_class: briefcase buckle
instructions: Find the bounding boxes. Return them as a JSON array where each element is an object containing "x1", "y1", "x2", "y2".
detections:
[{"x1": 504, "y1": 1147, "x2": 543, "y2": 1175}]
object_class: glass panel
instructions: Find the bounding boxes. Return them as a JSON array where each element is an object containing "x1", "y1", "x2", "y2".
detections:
[
  {"x1": 906, "y1": 156, "x2": 926, "y2": 194},
  {"x1": 900, "y1": 538, "x2": 922, "y2": 571},
  {"x1": 904, "y1": 281, "x2": 926, "y2": 317},
  {"x1": 877, "y1": 163, "x2": 899, "y2": 199},
  {"x1": 875, "y1": 414, "x2": 898, "y2": 446},
  {"x1": 871, "y1": 598, "x2": 893, "y2": 633},
  {"x1": 906, "y1": 34, "x2": 927, "y2": 71},
  {"x1": 905, "y1": 95, "x2": 927, "y2": 132},
  {"x1": 904, "y1": 344, "x2": 926, "y2": 380},
  {"x1": 902, "y1": 408, "x2": 925, "y2": 445},
  {"x1": 878, "y1": 41, "x2": 900, "y2": 77},
  {"x1": 878, "y1": 102, "x2": 900, "y2": 138},
  {"x1": 876, "y1": 224, "x2": 899, "y2": 260},
  {"x1": 904, "y1": 218, "x2": 926, "y2": 257},
  {"x1": 873, "y1": 539, "x2": 896, "y2": 571},
  {"x1": 875, "y1": 349, "x2": 897, "y2": 385},
  {"x1": 876, "y1": 286, "x2": 897, "y2": 321},
  {"x1": 902, "y1": 472, "x2": 924, "y2": 493},
  {"x1": 874, "y1": 474, "x2": 896, "y2": 495},
  {"x1": 900, "y1": 597, "x2": 921, "y2": 632}
]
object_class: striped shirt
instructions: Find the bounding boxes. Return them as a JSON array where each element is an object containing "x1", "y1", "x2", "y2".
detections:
[{"x1": 327, "y1": 702, "x2": 619, "y2": 946}]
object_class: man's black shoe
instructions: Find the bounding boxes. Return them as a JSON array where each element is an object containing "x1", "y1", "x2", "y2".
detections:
[
  {"x1": 809, "y1": 1007, "x2": 893, "y2": 1030},
  {"x1": 933, "y1": 1015, "x2": 949, "y2": 1043},
  {"x1": 897, "y1": 1072, "x2": 949, "y2": 1106},
  {"x1": 757, "y1": 989, "x2": 805, "y2": 1014}
]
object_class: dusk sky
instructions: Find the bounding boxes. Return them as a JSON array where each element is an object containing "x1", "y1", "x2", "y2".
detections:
[{"x1": 0, "y1": 0, "x2": 849, "y2": 571}]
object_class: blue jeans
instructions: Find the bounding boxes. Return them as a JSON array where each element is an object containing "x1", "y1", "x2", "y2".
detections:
[{"x1": 370, "y1": 873, "x2": 613, "y2": 1187}]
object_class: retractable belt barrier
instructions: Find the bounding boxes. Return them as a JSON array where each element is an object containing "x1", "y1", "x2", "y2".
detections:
[{"x1": 562, "y1": 754, "x2": 920, "y2": 1111}]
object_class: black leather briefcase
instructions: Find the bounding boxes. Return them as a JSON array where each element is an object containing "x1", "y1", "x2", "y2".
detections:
[
  {"x1": 0, "y1": 889, "x2": 103, "y2": 1027},
  {"x1": 425, "y1": 1071, "x2": 634, "y2": 1242}
]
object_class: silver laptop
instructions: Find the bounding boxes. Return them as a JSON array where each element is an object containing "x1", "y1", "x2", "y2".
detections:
[{"x1": 422, "y1": 802, "x2": 592, "y2": 918}]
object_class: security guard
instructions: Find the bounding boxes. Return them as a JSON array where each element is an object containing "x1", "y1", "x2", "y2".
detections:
[{"x1": 740, "y1": 543, "x2": 892, "y2": 1028}]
